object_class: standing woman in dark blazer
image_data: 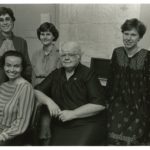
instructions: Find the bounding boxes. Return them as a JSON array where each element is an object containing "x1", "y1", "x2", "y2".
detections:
[{"x1": 0, "y1": 7, "x2": 32, "y2": 83}]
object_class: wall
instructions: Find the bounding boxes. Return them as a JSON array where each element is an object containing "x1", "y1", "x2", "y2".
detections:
[
  {"x1": 1, "y1": 4, "x2": 150, "y2": 67},
  {"x1": 140, "y1": 4, "x2": 150, "y2": 49},
  {"x1": 58, "y1": 4, "x2": 141, "y2": 66},
  {"x1": 0, "y1": 4, "x2": 59, "y2": 60}
]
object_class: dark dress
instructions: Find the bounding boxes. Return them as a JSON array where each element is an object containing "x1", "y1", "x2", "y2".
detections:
[
  {"x1": 36, "y1": 63, "x2": 107, "y2": 145},
  {"x1": 106, "y1": 47, "x2": 150, "y2": 145}
]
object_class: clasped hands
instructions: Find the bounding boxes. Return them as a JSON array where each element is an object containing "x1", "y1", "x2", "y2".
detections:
[{"x1": 47, "y1": 100, "x2": 76, "y2": 122}]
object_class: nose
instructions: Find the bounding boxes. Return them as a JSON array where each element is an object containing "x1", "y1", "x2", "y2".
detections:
[
  {"x1": 3, "y1": 19, "x2": 8, "y2": 25},
  {"x1": 10, "y1": 66, "x2": 14, "y2": 72},
  {"x1": 126, "y1": 35, "x2": 132, "y2": 40},
  {"x1": 43, "y1": 34, "x2": 47, "y2": 38}
]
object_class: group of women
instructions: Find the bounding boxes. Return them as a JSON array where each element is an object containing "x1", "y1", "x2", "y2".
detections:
[{"x1": 0, "y1": 6, "x2": 150, "y2": 146}]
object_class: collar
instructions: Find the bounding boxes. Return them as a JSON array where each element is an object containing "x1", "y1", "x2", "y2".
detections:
[
  {"x1": 61, "y1": 62, "x2": 82, "y2": 78},
  {"x1": 42, "y1": 44, "x2": 57, "y2": 56},
  {"x1": 0, "y1": 32, "x2": 14, "y2": 41}
]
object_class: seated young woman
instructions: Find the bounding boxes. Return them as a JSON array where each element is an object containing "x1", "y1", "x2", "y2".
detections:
[{"x1": 0, "y1": 50, "x2": 35, "y2": 146}]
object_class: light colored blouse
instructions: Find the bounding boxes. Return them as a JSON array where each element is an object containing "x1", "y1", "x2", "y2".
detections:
[
  {"x1": 0, "y1": 82, "x2": 34, "y2": 141},
  {"x1": 31, "y1": 44, "x2": 61, "y2": 86}
]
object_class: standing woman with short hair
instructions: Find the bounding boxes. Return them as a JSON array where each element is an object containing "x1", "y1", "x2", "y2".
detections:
[
  {"x1": 31, "y1": 22, "x2": 60, "y2": 145},
  {"x1": 0, "y1": 7, "x2": 32, "y2": 83},
  {"x1": 106, "y1": 18, "x2": 150, "y2": 145},
  {"x1": 32, "y1": 22, "x2": 60, "y2": 86}
]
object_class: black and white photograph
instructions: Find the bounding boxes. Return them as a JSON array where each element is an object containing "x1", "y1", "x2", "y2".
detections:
[{"x1": 0, "y1": 1, "x2": 150, "y2": 147}]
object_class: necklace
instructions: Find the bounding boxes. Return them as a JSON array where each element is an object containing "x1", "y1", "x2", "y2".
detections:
[
  {"x1": 124, "y1": 46, "x2": 141, "y2": 58},
  {"x1": 43, "y1": 44, "x2": 54, "y2": 56}
]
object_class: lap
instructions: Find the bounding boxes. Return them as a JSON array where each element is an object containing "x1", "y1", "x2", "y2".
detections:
[{"x1": 51, "y1": 117, "x2": 107, "y2": 146}]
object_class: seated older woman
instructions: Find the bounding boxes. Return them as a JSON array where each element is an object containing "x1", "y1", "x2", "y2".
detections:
[
  {"x1": 0, "y1": 51, "x2": 34, "y2": 146},
  {"x1": 35, "y1": 41, "x2": 107, "y2": 145}
]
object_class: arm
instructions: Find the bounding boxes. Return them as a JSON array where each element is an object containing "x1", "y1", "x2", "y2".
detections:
[
  {"x1": 0, "y1": 83, "x2": 34, "y2": 142},
  {"x1": 105, "y1": 50, "x2": 117, "y2": 106},
  {"x1": 22, "y1": 40, "x2": 32, "y2": 83},
  {"x1": 144, "y1": 52, "x2": 150, "y2": 117},
  {"x1": 34, "y1": 89, "x2": 60, "y2": 117},
  {"x1": 34, "y1": 71, "x2": 61, "y2": 117},
  {"x1": 31, "y1": 52, "x2": 37, "y2": 87},
  {"x1": 59, "y1": 103, "x2": 105, "y2": 122}
]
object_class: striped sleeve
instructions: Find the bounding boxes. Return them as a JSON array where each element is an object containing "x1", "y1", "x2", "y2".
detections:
[{"x1": 0, "y1": 83, "x2": 35, "y2": 141}]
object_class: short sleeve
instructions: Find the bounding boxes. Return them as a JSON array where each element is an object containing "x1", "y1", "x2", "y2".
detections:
[
  {"x1": 35, "y1": 70, "x2": 55, "y2": 97},
  {"x1": 86, "y1": 69, "x2": 105, "y2": 106}
]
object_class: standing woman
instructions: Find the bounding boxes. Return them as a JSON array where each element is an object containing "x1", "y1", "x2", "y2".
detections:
[
  {"x1": 31, "y1": 22, "x2": 60, "y2": 145},
  {"x1": 0, "y1": 51, "x2": 34, "y2": 146},
  {"x1": 106, "y1": 18, "x2": 150, "y2": 145},
  {"x1": 32, "y1": 22, "x2": 60, "y2": 86},
  {"x1": 0, "y1": 7, "x2": 32, "y2": 83}
]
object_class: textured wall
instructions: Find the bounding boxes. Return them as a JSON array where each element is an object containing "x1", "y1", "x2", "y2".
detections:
[
  {"x1": 0, "y1": 4, "x2": 147, "y2": 66},
  {"x1": 58, "y1": 4, "x2": 141, "y2": 66},
  {"x1": 0, "y1": 4, "x2": 58, "y2": 60}
]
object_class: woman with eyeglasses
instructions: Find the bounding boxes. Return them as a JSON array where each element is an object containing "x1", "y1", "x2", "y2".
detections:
[{"x1": 0, "y1": 7, "x2": 32, "y2": 83}]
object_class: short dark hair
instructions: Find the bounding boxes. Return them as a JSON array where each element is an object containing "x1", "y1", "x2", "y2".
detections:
[
  {"x1": 121, "y1": 18, "x2": 146, "y2": 38},
  {"x1": 0, "y1": 7, "x2": 15, "y2": 22},
  {"x1": 37, "y1": 22, "x2": 59, "y2": 41},
  {"x1": 1, "y1": 50, "x2": 26, "y2": 78}
]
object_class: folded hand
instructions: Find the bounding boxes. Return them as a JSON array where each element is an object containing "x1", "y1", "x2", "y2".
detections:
[
  {"x1": 58, "y1": 110, "x2": 76, "y2": 122},
  {"x1": 47, "y1": 100, "x2": 61, "y2": 117}
]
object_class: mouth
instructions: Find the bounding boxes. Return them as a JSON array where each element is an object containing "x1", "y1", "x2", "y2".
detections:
[
  {"x1": 43, "y1": 39, "x2": 50, "y2": 42},
  {"x1": 125, "y1": 42, "x2": 133, "y2": 46},
  {"x1": 2, "y1": 26, "x2": 10, "y2": 30},
  {"x1": 63, "y1": 61, "x2": 72, "y2": 65},
  {"x1": 7, "y1": 72, "x2": 16, "y2": 76}
]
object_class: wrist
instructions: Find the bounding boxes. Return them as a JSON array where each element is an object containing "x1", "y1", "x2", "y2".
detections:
[
  {"x1": 0, "y1": 134, "x2": 5, "y2": 142},
  {"x1": 72, "y1": 110, "x2": 78, "y2": 119}
]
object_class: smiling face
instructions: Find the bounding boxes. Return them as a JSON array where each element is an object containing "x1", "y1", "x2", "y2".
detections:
[
  {"x1": 40, "y1": 31, "x2": 54, "y2": 46},
  {"x1": 123, "y1": 28, "x2": 140, "y2": 50},
  {"x1": 0, "y1": 14, "x2": 14, "y2": 34},
  {"x1": 60, "y1": 42, "x2": 81, "y2": 71},
  {"x1": 4, "y1": 56, "x2": 22, "y2": 81}
]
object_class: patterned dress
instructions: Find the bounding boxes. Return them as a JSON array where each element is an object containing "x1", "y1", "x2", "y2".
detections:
[{"x1": 106, "y1": 47, "x2": 150, "y2": 145}]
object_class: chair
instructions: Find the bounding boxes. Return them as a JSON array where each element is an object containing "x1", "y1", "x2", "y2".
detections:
[
  {"x1": 90, "y1": 57, "x2": 110, "y2": 88},
  {"x1": 90, "y1": 57, "x2": 110, "y2": 79}
]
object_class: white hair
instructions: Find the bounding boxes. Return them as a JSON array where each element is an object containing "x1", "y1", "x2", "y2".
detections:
[{"x1": 59, "y1": 41, "x2": 82, "y2": 57}]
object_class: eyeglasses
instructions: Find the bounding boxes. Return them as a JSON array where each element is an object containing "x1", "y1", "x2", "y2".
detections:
[
  {"x1": 0, "y1": 17, "x2": 12, "y2": 23},
  {"x1": 60, "y1": 53, "x2": 78, "y2": 58}
]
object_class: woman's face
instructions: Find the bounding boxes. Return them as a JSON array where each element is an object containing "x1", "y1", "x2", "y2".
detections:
[
  {"x1": 4, "y1": 56, "x2": 22, "y2": 81},
  {"x1": 0, "y1": 14, "x2": 14, "y2": 34},
  {"x1": 40, "y1": 31, "x2": 54, "y2": 46},
  {"x1": 60, "y1": 44, "x2": 80, "y2": 70},
  {"x1": 123, "y1": 28, "x2": 140, "y2": 50}
]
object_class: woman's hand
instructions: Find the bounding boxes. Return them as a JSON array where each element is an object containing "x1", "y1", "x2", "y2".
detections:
[
  {"x1": 58, "y1": 110, "x2": 76, "y2": 122},
  {"x1": 0, "y1": 135, "x2": 5, "y2": 142},
  {"x1": 46, "y1": 100, "x2": 61, "y2": 117},
  {"x1": 34, "y1": 90, "x2": 61, "y2": 117}
]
